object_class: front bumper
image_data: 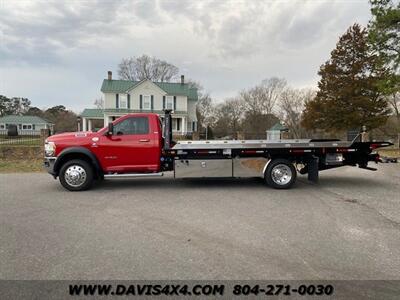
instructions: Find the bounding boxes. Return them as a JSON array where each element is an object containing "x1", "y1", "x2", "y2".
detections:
[{"x1": 43, "y1": 157, "x2": 57, "y2": 177}]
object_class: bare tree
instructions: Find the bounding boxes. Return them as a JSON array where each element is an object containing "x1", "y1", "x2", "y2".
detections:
[
  {"x1": 196, "y1": 94, "x2": 217, "y2": 140},
  {"x1": 278, "y1": 88, "x2": 315, "y2": 139},
  {"x1": 94, "y1": 97, "x2": 104, "y2": 109},
  {"x1": 215, "y1": 98, "x2": 245, "y2": 138},
  {"x1": 118, "y1": 55, "x2": 179, "y2": 82},
  {"x1": 240, "y1": 77, "x2": 287, "y2": 115},
  {"x1": 187, "y1": 79, "x2": 217, "y2": 138},
  {"x1": 387, "y1": 92, "x2": 400, "y2": 126},
  {"x1": 237, "y1": 78, "x2": 286, "y2": 138},
  {"x1": 0, "y1": 96, "x2": 31, "y2": 116}
]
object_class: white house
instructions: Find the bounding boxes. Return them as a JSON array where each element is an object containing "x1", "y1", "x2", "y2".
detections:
[
  {"x1": 0, "y1": 115, "x2": 53, "y2": 135},
  {"x1": 80, "y1": 71, "x2": 198, "y2": 135}
]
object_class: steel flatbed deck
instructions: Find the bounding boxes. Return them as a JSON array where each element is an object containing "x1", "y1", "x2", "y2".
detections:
[{"x1": 173, "y1": 139, "x2": 353, "y2": 150}]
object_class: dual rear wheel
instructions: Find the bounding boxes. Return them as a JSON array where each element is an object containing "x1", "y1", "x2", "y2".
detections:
[{"x1": 264, "y1": 159, "x2": 297, "y2": 189}]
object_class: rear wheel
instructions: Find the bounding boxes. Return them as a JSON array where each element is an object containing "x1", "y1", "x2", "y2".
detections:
[
  {"x1": 265, "y1": 159, "x2": 296, "y2": 189},
  {"x1": 59, "y1": 159, "x2": 93, "y2": 191}
]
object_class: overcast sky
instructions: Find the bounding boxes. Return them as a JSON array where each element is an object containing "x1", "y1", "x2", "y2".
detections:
[{"x1": 0, "y1": 0, "x2": 371, "y2": 113}]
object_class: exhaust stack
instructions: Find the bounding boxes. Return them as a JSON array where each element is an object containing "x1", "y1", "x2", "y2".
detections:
[{"x1": 163, "y1": 109, "x2": 173, "y2": 151}]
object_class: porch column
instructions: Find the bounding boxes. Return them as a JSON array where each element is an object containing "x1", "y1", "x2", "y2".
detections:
[
  {"x1": 104, "y1": 115, "x2": 109, "y2": 126},
  {"x1": 88, "y1": 119, "x2": 92, "y2": 131},
  {"x1": 82, "y1": 117, "x2": 87, "y2": 131},
  {"x1": 181, "y1": 117, "x2": 186, "y2": 135}
]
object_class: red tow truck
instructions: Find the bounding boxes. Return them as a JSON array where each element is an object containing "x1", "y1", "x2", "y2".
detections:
[{"x1": 44, "y1": 110, "x2": 392, "y2": 191}]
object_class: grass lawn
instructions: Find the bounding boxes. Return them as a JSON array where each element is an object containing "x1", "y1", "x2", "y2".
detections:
[
  {"x1": 0, "y1": 159, "x2": 44, "y2": 173},
  {"x1": 377, "y1": 148, "x2": 400, "y2": 158},
  {"x1": 0, "y1": 139, "x2": 41, "y2": 146}
]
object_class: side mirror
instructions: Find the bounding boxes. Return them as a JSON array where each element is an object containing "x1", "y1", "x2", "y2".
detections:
[{"x1": 107, "y1": 123, "x2": 114, "y2": 135}]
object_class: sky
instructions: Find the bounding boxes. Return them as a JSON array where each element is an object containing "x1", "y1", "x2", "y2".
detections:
[{"x1": 0, "y1": 0, "x2": 371, "y2": 113}]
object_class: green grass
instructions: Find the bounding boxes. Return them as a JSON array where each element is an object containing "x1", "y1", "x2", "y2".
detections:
[{"x1": 0, "y1": 159, "x2": 44, "y2": 173}]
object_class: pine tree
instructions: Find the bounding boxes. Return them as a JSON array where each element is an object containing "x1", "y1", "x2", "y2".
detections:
[{"x1": 302, "y1": 24, "x2": 391, "y2": 132}]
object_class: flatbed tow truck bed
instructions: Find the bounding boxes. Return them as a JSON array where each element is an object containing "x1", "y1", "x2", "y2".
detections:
[
  {"x1": 173, "y1": 139, "x2": 352, "y2": 150},
  {"x1": 44, "y1": 109, "x2": 394, "y2": 191}
]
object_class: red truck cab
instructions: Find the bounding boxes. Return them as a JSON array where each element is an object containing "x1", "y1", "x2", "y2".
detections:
[{"x1": 44, "y1": 113, "x2": 163, "y2": 190}]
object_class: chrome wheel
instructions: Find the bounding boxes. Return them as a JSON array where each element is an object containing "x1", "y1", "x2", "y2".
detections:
[
  {"x1": 64, "y1": 165, "x2": 87, "y2": 187},
  {"x1": 271, "y1": 164, "x2": 292, "y2": 185}
]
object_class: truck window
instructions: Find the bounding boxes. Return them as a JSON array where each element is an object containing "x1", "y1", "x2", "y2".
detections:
[{"x1": 114, "y1": 117, "x2": 149, "y2": 135}]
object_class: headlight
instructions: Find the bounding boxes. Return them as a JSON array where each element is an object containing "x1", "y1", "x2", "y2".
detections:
[{"x1": 44, "y1": 141, "x2": 56, "y2": 157}]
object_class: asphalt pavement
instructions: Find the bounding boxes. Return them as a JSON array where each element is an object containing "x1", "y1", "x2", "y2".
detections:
[{"x1": 1, "y1": 164, "x2": 399, "y2": 280}]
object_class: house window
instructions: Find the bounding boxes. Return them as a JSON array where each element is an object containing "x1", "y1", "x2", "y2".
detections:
[
  {"x1": 172, "y1": 118, "x2": 180, "y2": 131},
  {"x1": 0, "y1": 124, "x2": 5, "y2": 130},
  {"x1": 143, "y1": 95, "x2": 151, "y2": 110},
  {"x1": 22, "y1": 124, "x2": 33, "y2": 130},
  {"x1": 119, "y1": 94, "x2": 127, "y2": 109},
  {"x1": 166, "y1": 96, "x2": 174, "y2": 110}
]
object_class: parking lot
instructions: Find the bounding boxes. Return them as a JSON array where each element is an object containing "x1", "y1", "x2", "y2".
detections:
[{"x1": 1, "y1": 164, "x2": 399, "y2": 280}]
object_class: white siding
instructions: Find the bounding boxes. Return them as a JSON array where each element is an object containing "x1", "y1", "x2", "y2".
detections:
[
  {"x1": 0, "y1": 123, "x2": 49, "y2": 135},
  {"x1": 128, "y1": 81, "x2": 166, "y2": 110},
  {"x1": 175, "y1": 95, "x2": 187, "y2": 112},
  {"x1": 187, "y1": 100, "x2": 197, "y2": 121},
  {"x1": 102, "y1": 79, "x2": 198, "y2": 135},
  {"x1": 104, "y1": 80, "x2": 191, "y2": 113},
  {"x1": 104, "y1": 93, "x2": 116, "y2": 109}
]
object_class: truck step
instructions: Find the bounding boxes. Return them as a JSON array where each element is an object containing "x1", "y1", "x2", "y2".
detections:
[{"x1": 104, "y1": 173, "x2": 164, "y2": 179}]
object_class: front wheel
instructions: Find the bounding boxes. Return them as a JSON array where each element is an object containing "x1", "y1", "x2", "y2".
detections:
[
  {"x1": 264, "y1": 159, "x2": 296, "y2": 189},
  {"x1": 59, "y1": 159, "x2": 94, "y2": 191}
]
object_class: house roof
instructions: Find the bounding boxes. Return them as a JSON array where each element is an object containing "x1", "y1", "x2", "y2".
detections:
[
  {"x1": 268, "y1": 122, "x2": 287, "y2": 131},
  {"x1": 80, "y1": 108, "x2": 189, "y2": 118},
  {"x1": 80, "y1": 109, "x2": 104, "y2": 118},
  {"x1": 0, "y1": 115, "x2": 52, "y2": 124},
  {"x1": 101, "y1": 79, "x2": 198, "y2": 101}
]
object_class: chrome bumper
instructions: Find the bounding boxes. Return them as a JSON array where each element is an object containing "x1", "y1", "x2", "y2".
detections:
[{"x1": 43, "y1": 157, "x2": 57, "y2": 177}]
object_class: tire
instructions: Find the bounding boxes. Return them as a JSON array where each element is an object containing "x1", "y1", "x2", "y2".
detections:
[
  {"x1": 59, "y1": 159, "x2": 94, "y2": 191},
  {"x1": 264, "y1": 158, "x2": 296, "y2": 189}
]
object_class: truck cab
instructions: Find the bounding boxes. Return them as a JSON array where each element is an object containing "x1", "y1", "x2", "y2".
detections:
[{"x1": 44, "y1": 113, "x2": 164, "y2": 190}]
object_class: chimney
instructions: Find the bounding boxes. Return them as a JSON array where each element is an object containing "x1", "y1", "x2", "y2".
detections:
[
  {"x1": 107, "y1": 71, "x2": 112, "y2": 80},
  {"x1": 180, "y1": 75, "x2": 184, "y2": 85}
]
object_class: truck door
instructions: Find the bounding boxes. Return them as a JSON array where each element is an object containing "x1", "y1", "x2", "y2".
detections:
[{"x1": 98, "y1": 116, "x2": 159, "y2": 173}]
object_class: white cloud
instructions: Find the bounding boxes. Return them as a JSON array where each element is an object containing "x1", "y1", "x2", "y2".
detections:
[{"x1": 0, "y1": 0, "x2": 371, "y2": 110}]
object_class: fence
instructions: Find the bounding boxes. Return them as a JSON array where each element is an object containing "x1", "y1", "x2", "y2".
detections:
[{"x1": 0, "y1": 131, "x2": 43, "y2": 146}]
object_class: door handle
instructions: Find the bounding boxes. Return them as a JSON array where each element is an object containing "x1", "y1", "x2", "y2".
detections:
[{"x1": 139, "y1": 139, "x2": 150, "y2": 142}]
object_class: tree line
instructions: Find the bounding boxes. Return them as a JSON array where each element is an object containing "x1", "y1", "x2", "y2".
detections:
[
  {"x1": 2, "y1": 0, "x2": 398, "y2": 139},
  {"x1": 115, "y1": 56, "x2": 316, "y2": 139},
  {"x1": 0, "y1": 95, "x2": 78, "y2": 133},
  {"x1": 197, "y1": 0, "x2": 399, "y2": 139},
  {"x1": 301, "y1": 0, "x2": 399, "y2": 138},
  {"x1": 194, "y1": 79, "x2": 315, "y2": 139},
  {"x1": 116, "y1": 1, "x2": 399, "y2": 139}
]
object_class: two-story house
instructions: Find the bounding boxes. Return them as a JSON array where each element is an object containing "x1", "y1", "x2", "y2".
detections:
[{"x1": 80, "y1": 71, "x2": 198, "y2": 135}]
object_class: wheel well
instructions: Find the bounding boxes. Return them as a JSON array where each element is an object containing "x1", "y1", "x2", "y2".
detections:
[{"x1": 55, "y1": 153, "x2": 101, "y2": 178}]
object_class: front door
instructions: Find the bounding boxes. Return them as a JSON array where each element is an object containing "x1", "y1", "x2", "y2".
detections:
[{"x1": 96, "y1": 116, "x2": 159, "y2": 173}]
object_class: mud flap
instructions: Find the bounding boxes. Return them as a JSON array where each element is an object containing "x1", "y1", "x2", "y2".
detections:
[{"x1": 308, "y1": 156, "x2": 319, "y2": 183}]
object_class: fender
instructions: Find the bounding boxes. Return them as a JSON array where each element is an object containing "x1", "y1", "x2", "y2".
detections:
[{"x1": 53, "y1": 147, "x2": 103, "y2": 177}]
